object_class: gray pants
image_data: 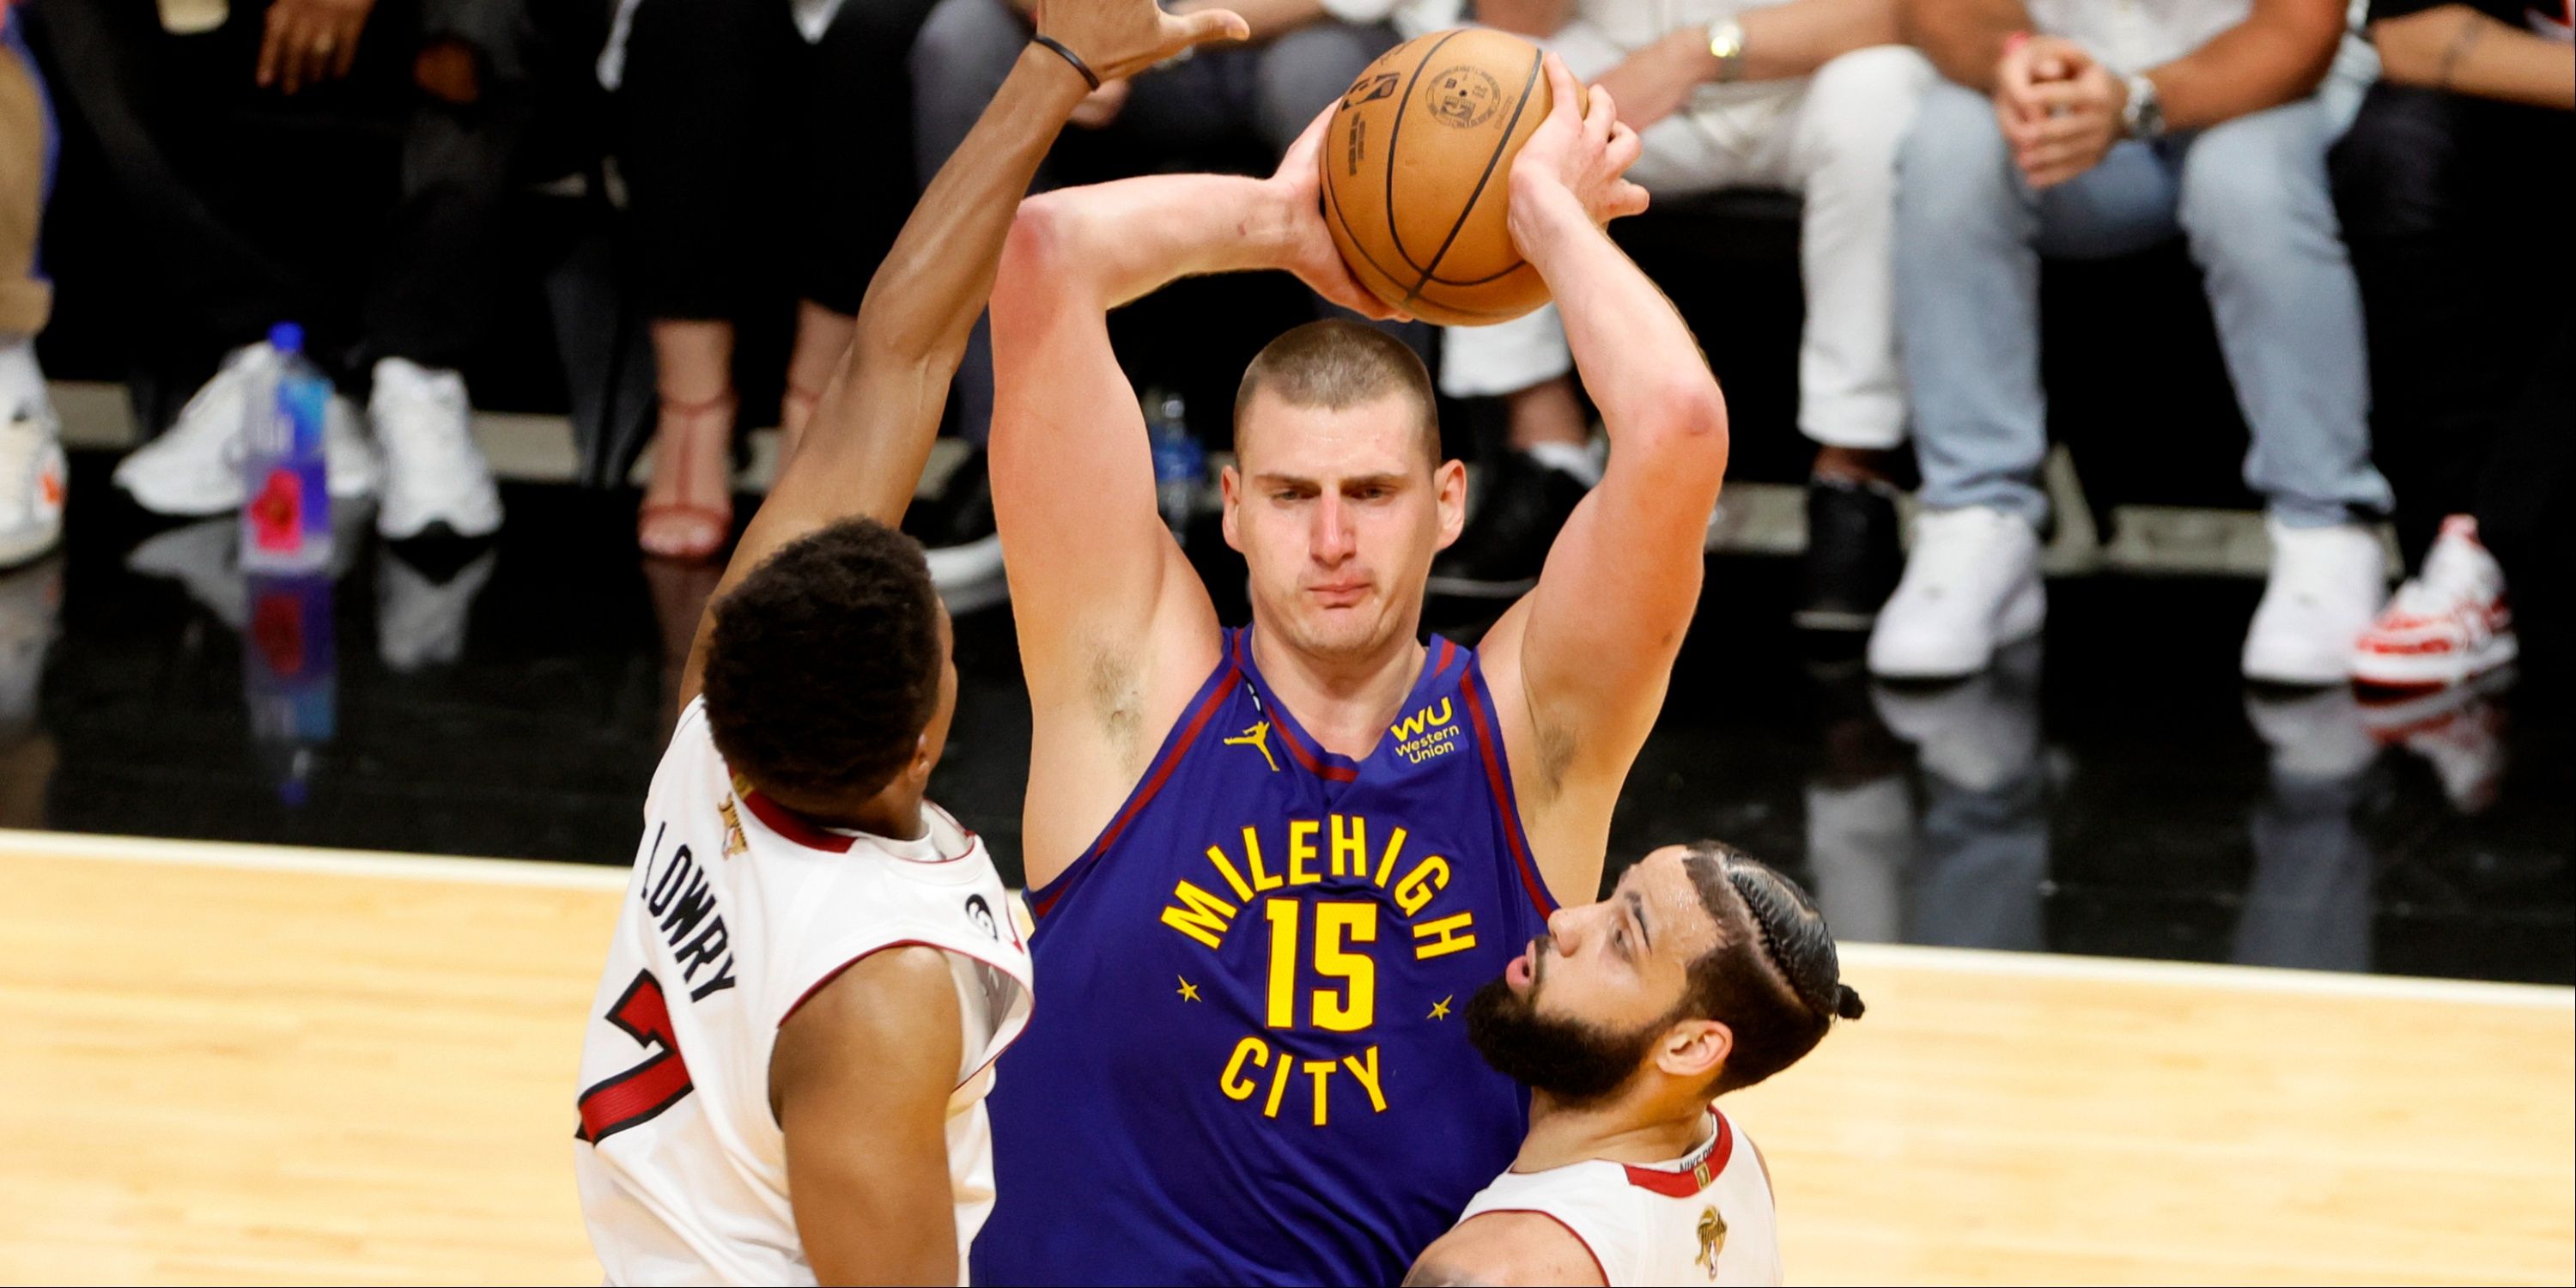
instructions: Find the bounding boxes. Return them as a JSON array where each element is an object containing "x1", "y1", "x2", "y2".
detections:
[
  {"x1": 1896, "y1": 78, "x2": 2391, "y2": 529},
  {"x1": 910, "y1": 0, "x2": 1397, "y2": 442}
]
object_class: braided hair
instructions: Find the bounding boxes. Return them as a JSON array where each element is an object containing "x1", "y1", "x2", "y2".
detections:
[{"x1": 1676, "y1": 840, "x2": 1862, "y2": 1095}]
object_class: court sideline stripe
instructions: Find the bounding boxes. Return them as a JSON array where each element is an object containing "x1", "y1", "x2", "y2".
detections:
[
  {"x1": 0, "y1": 827, "x2": 632, "y2": 891},
  {"x1": 9, "y1": 829, "x2": 2567, "y2": 1011}
]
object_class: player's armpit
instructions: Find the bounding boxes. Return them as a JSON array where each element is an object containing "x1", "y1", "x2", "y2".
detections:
[
  {"x1": 771, "y1": 945, "x2": 964, "y2": 1287},
  {"x1": 1406, "y1": 1212, "x2": 1608, "y2": 1287}
]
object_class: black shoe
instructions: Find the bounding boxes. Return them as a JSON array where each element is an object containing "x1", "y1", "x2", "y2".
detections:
[
  {"x1": 1428, "y1": 451, "x2": 1589, "y2": 598},
  {"x1": 904, "y1": 446, "x2": 1002, "y2": 590},
  {"x1": 1795, "y1": 477, "x2": 1901, "y2": 632}
]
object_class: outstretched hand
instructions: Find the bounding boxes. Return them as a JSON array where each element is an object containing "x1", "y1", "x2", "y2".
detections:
[
  {"x1": 1508, "y1": 53, "x2": 1650, "y2": 231},
  {"x1": 1266, "y1": 107, "x2": 1406, "y2": 322},
  {"x1": 1036, "y1": 0, "x2": 1249, "y2": 84}
]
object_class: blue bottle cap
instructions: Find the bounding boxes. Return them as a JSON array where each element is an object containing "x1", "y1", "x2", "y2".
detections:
[{"x1": 268, "y1": 321, "x2": 306, "y2": 355}]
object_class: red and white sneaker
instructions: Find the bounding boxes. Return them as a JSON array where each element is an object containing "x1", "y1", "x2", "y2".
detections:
[{"x1": 2349, "y1": 515, "x2": 2516, "y2": 690}]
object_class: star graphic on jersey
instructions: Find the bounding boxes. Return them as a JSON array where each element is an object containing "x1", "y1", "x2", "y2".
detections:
[
  {"x1": 1177, "y1": 976, "x2": 1202, "y2": 1002},
  {"x1": 1429, "y1": 995, "x2": 1452, "y2": 1019}
]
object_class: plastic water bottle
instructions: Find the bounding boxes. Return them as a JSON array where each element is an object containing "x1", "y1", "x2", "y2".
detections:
[
  {"x1": 1146, "y1": 387, "x2": 1202, "y2": 545},
  {"x1": 240, "y1": 322, "x2": 333, "y2": 574}
]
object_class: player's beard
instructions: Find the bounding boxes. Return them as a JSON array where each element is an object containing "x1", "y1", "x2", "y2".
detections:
[{"x1": 1465, "y1": 975, "x2": 1660, "y2": 1107}]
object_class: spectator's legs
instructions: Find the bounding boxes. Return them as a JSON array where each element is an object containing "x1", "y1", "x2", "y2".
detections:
[
  {"x1": 0, "y1": 4, "x2": 63, "y2": 568},
  {"x1": 1873, "y1": 82, "x2": 2175, "y2": 678},
  {"x1": 783, "y1": 0, "x2": 938, "y2": 453},
  {"x1": 2172, "y1": 99, "x2": 2391, "y2": 532},
  {"x1": 621, "y1": 0, "x2": 793, "y2": 558},
  {"x1": 2172, "y1": 97, "x2": 2392, "y2": 685},
  {"x1": 1778, "y1": 46, "x2": 1929, "y2": 460},
  {"x1": 911, "y1": 0, "x2": 1036, "y2": 452}
]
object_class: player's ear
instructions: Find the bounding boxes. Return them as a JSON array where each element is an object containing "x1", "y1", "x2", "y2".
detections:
[
  {"x1": 1657, "y1": 1017, "x2": 1731, "y2": 1084},
  {"x1": 1219, "y1": 464, "x2": 1244, "y2": 551},
  {"x1": 1434, "y1": 459, "x2": 1467, "y2": 550}
]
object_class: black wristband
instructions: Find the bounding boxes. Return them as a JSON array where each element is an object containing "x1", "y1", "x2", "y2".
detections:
[{"x1": 1031, "y1": 34, "x2": 1102, "y2": 91}]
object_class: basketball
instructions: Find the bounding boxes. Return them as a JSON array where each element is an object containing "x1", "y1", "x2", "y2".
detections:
[{"x1": 1321, "y1": 28, "x2": 1559, "y2": 327}]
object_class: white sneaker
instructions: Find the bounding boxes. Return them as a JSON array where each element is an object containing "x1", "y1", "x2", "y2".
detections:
[
  {"x1": 370, "y1": 357, "x2": 500, "y2": 541},
  {"x1": 114, "y1": 342, "x2": 374, "y2": 515},
  {"x1": 2348, "y1": 515, "x2": 2516, "y2": 690},
  {"x1": 1867, "y1": 506, "x2": 2044, "y2": 680},
  {"x1": 2241, "y1": 519, "x2": 2385, "y2": 686},
  {"x1": 0, "y1": 403, "x2": 66, "y2": 568}
]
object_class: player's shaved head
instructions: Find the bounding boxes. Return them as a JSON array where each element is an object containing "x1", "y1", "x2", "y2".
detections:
[{"x1": 1234, "y1": 319, "x2": 1440, "y2": 470}]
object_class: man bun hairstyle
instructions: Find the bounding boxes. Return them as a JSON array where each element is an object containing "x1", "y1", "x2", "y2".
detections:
[
  {"x1": 1236, "y1": 319, "x2": 1441, "y2": 468},
  {"x1": 700, "y1": 519, "x2": 943, "y2": 807},
  {"x1": 1678, "y1": 841, "x2": 1862, "y2": 1095}
]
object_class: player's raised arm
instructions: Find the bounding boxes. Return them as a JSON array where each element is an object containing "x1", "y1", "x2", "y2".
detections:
[
  {"x1": 676, "y1": 0, "x2": 1252, "y2": 708},
  {"x1": 989, "y1": 114, "x2": 1394, "y2": 883},
  {"x1": 1482, "y1": 55, "x2": 1728, "y2": 901}
]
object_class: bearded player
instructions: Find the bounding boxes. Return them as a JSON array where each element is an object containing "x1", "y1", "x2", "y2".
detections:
[
  {"x1": 1406, "y1": 841, "x2": 1863, "y2": 1287},
  {"x1": 568, "y1": 2, "x2": 1249, "y2": 1282},
  {"x1": 975, "y1": 55, "x2": 1729, "y2": 1284}
]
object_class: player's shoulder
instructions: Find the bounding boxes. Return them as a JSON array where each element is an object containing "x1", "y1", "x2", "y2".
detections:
[{"x1": 1406, "y1": 1209, "x2": 1607, "y2": 1287}]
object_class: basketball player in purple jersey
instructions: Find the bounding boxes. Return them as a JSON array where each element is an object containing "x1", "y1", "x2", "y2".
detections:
[{"x1": 975, "y1": 56, "x2": 1728, "y2": 1284}]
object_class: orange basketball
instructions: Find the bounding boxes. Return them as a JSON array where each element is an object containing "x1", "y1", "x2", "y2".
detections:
[{"x1": 1321, "y1": 28, "x2": 1558, "y2": 328}]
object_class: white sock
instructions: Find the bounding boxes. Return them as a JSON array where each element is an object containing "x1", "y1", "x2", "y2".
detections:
[
  {"x1": 0, "y1": 337, "x2": 50, "y2": 425},
  {"x1": 1523, "y1": 439, "x2": 1601, "y2": 488}
]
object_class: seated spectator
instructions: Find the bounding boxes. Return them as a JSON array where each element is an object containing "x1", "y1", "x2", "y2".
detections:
[
  {"x1": 2330, "y1": 0, "x2": 2572, "y2": 689},
  {"x1": 905, "y1": 0, "x2": 1455, "y2": 582},
  {"x1": 0, "y1": 0, "x2": 61, "y2": 568},
  {"x1": 1437, "y1": 0, "x2": 1932, "y2": 619},
  {"x1": 1873, "y1": 0, "x2": 2394, "y2": 684},
  {"x1": 601, "y1": 0, "x2": 938, "y2": 563},
  {"x1": 43, "y1": 0, "x2": 524, "y2": 543}
]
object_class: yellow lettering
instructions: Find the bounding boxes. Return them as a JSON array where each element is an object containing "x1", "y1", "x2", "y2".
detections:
[
  {"x1": 1374, "y1": 826, "x2": 1409, "y2": 888},
  {"x1": 1264, "y1": 899, "x2": 1300, "y2": 1029},
  {"x1": 1330, "y1": 814, "x2": 1367, "y2": 877},
  {"x1": 1394, "y1": 855, "x2": 1452, "y2": 917},
  {"x1": 1220, "y1": 1037, "x2": 1267, "y2": 1100},
  {"x1": 1342, "y1": 1045, "x2": 1388, "y2": 1113},
  {"x1": 1205, "y1": 844, "x2": 1255, "y2": 903},
  {"x1": 1159, "y1": 881, "x2": 1239, "y2": 951},
  {"x1": 1288, "y1": 820, "x2": 1321, "y2": 885},
  {"x1": 1426, "y1": 696, "x2": 1453, "y2": 727},
  {"x1": 1302, "y1": 1060, "x2": 1339, "y2": 1127},
  {"x1": 1312, "y1": 902, "x2": 1378, "y2": 1032},
  {"x1": 1412, "y1": 910, "x2": 1479, "y2": 960},
  {"x1": 1263, "y1": 1049, "x2": 1295, "y2": 1119},
  {"x1": 1242, "y1": 826, "x2": 1284, "y2": 892}
]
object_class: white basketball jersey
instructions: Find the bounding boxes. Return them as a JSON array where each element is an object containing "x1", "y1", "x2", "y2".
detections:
[
  {"x1": 574, "y1": 698, "x2": 1034, "y2": 1286},
  {"x1": 1455, "y1": 1109, "x2": 1782, "y2": 1287}
]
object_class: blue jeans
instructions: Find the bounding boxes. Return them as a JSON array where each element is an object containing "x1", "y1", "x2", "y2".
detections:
[{"x1": 1896, "y1": 79, "x2": 2391, "y2": 529}]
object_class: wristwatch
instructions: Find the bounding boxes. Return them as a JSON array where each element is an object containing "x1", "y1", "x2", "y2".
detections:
[
  {"x1": 1705, "y1": 17, "x2": 1747, "y2": 83},
  {"x1": 2120, "y1": 73, "x2": 2166, "y2": 139}
]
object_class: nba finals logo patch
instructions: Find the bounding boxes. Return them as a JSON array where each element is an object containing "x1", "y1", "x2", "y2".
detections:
[
  {"x1": 716, "y1": 781, "x2": 750, "y2": 859},
  {"x1": 1390, "y1": 698, "x2": 1458, "y2": 764},
  {"x1": 1426, "y1": 65, "x2": 1500, "y2": 130},
  {"x1": 1695, "y1": 1206, "x2": 1727, "y2": 1279}
]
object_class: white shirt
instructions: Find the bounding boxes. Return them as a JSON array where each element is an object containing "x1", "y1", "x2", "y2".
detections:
[
  {"x1": 574, "y1": 698, "x2": 1035, "y2": 1286},
  {"x1": 1453, "y1": 1108, "x2": 1783, "y2": 1287}
]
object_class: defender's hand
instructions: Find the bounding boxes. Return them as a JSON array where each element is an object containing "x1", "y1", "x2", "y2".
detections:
[
  {"x1": 1509, "y1": 53, "x2": 1649, "y2": 231},
  {"x1": 1036, "y1": 0, "x2": 1249, "y2": 85},
  {"x1": 1267, "y1": 108, "x2": 1405, "y2": 321},
  {"x1": 258, "y1": 0, "x2": 374, "y2": 94}
]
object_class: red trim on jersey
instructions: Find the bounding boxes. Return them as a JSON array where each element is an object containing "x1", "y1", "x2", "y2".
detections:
[
  {"x1": 1231, "y1": 630, "x2": 1359, "y2": 784},
  {"x1": 1621, "y1": 1108, "x2": 1734, "y2": 1198},
  {"x1": 775, "y1": 938, "x2": 1035, "y2": 1094},
  {"x1": 1456, "y1": 665, "x2": 1557, "y2": 917},
  {"x1": 738, "y1": 790, "x2": 857, "y2": 854},
  {"x1": 1461, "y1": 1208, "x2": 1610, "y2": 1287},
  {"x1": 1030, "y1": 665, "x2": 1239, "y2": 920}
]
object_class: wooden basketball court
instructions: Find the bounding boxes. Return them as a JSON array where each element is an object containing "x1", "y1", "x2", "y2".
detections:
[{"x1": 2, "y1": 829, "x2": 2568, "y2": 1285}]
